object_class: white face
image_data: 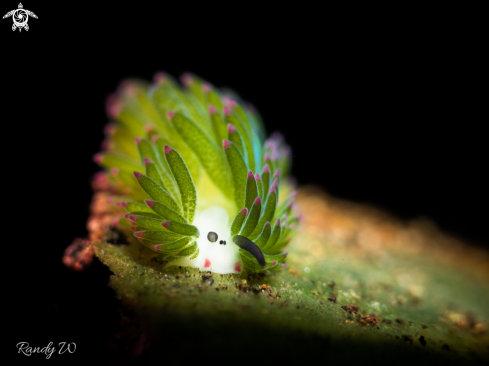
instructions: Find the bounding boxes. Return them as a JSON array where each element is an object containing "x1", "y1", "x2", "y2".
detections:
[{"x1": 167, "y1": 206, "x2": 242, "y2": 273}]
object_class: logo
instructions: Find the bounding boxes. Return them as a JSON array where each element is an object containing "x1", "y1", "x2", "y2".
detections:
[{"x1": 3, "y1": 3, "x2": 37, "y2": 31}]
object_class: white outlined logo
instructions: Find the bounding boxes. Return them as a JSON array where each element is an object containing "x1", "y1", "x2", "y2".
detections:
[{"x1": 3, "y1": 3, "x2": 37, "y2": 31}]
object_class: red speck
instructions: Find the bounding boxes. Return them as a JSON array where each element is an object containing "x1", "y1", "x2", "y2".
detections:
[
  {"x1": 204, "y1": 259, "x2": 211, "y2": 268},
  {"x1": 234, "y1": 261, "x2": 241, "y2": 272}
]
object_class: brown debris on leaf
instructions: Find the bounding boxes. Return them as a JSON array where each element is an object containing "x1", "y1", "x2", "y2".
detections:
[{"x1": 341, "y1": 304, "x2": 359, "y2": 314}]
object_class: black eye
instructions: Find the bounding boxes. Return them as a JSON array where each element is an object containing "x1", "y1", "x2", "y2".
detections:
[
  {"x1": 219, "y1": 240, "x2": 223, "y2": 244},
  {"x1": 207, "y1": 232, "x2": 218, "y2": 242}
]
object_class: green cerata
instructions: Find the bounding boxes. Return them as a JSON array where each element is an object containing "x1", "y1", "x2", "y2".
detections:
[{"x1": 94, "y1": 72, "x2": 301, "y2": 273}]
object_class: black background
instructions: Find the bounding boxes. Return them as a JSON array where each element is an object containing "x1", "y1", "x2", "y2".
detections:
[{"x1": 4, "y1": 2, "x2": 487, "y2": 364}]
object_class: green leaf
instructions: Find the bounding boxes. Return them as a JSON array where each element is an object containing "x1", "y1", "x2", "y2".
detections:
[
  {"x1": 144, "y1": 158, "x2": 166, "y2": 192},
  {"x1": 96, "y1": 153, "x2": 141, "y2": 173},
  {"x1": 209, "y1": 107, "x2": 228, "y2": 146},
  {"x1": 126, "y1": 215, "x2": 167, "y2": 231},
  {"x1": 227, "y1": 124, "x2": 245, "y2": 156},
  {"x1": 225, "y1": 111, "x2": 256, "y2": 171},
  {"x1": 256, "y1": 174, "x2": 263, "y2": 201},
  {"x1": 171, "y1": 112, "x2": 232, "y2": 199},
  {"x1": 230, "y1": 208, "x2": 248, "y2": 236},
  {"x1": 127, "y1": 211, "x2": 163, "y2": 220},
  {"x1": 262, "y1": 219, "x2": 282, "y2": 251},
  {"x1": 122, "y1": 201, "x2": 154, "y2": 214},
  {"x1": 134, "y1": 229, "x2": 185, "y2": 243},
  {"x1": 239, "y1": 197, "x2": 262, "y2": 237},
  {"x1": 223, "y1": 140, "x2": 247, "y2": 208},
  {"x1": 250, "y1": 186, "x2": 277, "y2": 238},
  {"x1": 261, "y1": 164, "x2": 271, "y2": 202},
  {"x1": 239, "y1": 248, "x2": 286, "y2": 271},
  {"x1": 254, "y1": 222, "x2": 272, "y2": 248},
  {"x1": 145, "y1": 200, "x2": 188, "y2": 224},
  {"x1": 162, "y1": 221, "x2": 199, "y2": 237},
  {"x1": 175, "y1": 241, "x2": 198, "y2": 257},
  {"x1": 134, "y1": 172, "x2": 182, "y2": 214},
  {"x1": 244, "y1": 171, "x2": 258, "y2": 211},
  {"x1": 164, "y1": 146, "x2": 197, "y2": 223},
  {"x1": 149, "y1": 236, "x2": 193, "y2": 254}
]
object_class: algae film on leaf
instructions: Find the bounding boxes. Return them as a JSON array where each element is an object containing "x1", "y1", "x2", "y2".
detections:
[{"x1": 86, "y1": 72, "x2": 300, "y2": 273}]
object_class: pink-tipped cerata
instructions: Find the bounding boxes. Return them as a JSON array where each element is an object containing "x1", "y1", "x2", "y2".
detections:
[
  {"x1": 144, "y1": 158, "x2": 152, "y2": 165},
  {"x1": 255, "y1": 173, "x2": 261, "y2": 180},
  {"x1": 254, "y1": 197, "x2": 262, "y2": 205},
  {"x1": 162, "y1": 221, "x2": 170, "y2": 229},
  {"x1": 228, "y1": 124, "x2": 237, "y2": 133},
  {"x1": 208, "y1": 105, "x2": 217, "y2": 114},
  {"x1": 146, "y1": 200, "x2": 155, "y2": 208},
  {"x1": 134, "y1": 137, "x2": 142, "y2": 144},
  {"x1": 239, "y1": 208, "x2": 248, "y2": 215},
  {"x1": 223, "y1": 106, "x2": 232, "y2": 116},
  {"x1": 223, "y1": 140, "x2": 231, "y2": 150},
  {"x1": 247, "y1": 171, "x2": 254, "y2": 179},
  {"x1": 275, "y1": 218, "x2": 281, "y2": 226},
  {"x1": 263, "y1": 165, "x2": 270, "y2": 174},
  {"x1": 167, "y1": 110, "x2": 175, "y2": 119},
  {"x1": 164, "y1": 145, "x2": 173, "y2": 154},
  {"x1": 93, "y1": 153, "x2": 103, "y2": 164},
  {"x1": 135, "y1": 232, "x2": 143, "y2": 238},
  {"x1": 133, "y1": 171, "x2": 143, "y2": 179}
]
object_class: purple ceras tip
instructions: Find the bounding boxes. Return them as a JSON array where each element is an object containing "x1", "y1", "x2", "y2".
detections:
[
  {"x1": 164, "y1": 145, "x2": 173, "y2": 154},
  {"x1": 202, "y1": 83, "x2": 211, "y2": 93},
  {"x1": 239, "y1": 208, "x2": 248, "y2": 215},
  {"x1": 254, "y1": 197, "x2": 262, "y2": 205},
  {"x1": 153, "y1": 72, "x2": 167, "y2": 84},
  {"x1": 223, "y1": 140, "x2": 231, "y2": 150},
  {"x1": 146, "y1": 200, "x2": 155, "y2": 208},
  {"x1": 263, "y1": 165, "x2": 270, "y2": 174},
  {"x1": 247, "y1": 171, "x2": 254, "y2": 179},
  {"x1": 144, "y1": 158, "x2": 152, "y2": 165},
  {"x1": 93, "y1": 153, "x2": 103, "y2": 164},
  {"x1": 162, "y1": 221, "x2": 170, "y2": 229},
  {"x1": 208, "y1": 105, "x2": 217, "y2": 114},
  {"x1": 133, "y1": 171, "x2": 143, "y2": 179},
  {"x1": 227, "y1": 124, "x2": 237, "y2": 133},
  {"x1": 223, "y1": 106, "x2": 232, "y2": 116}
]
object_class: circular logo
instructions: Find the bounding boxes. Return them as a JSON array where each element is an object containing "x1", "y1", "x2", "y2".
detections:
[{"x1": 12, "y1": 8, "x2": 28, "y2": 27}]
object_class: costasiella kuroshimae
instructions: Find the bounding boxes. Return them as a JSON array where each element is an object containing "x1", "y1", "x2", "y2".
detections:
[{"x1": 94, "y1": 72, "x2": 301, "y2": 273}]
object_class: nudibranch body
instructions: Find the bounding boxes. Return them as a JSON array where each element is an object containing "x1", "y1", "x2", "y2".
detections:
[{"x1": 95, "y1": 72, "x2": 300, "y2": 273}]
